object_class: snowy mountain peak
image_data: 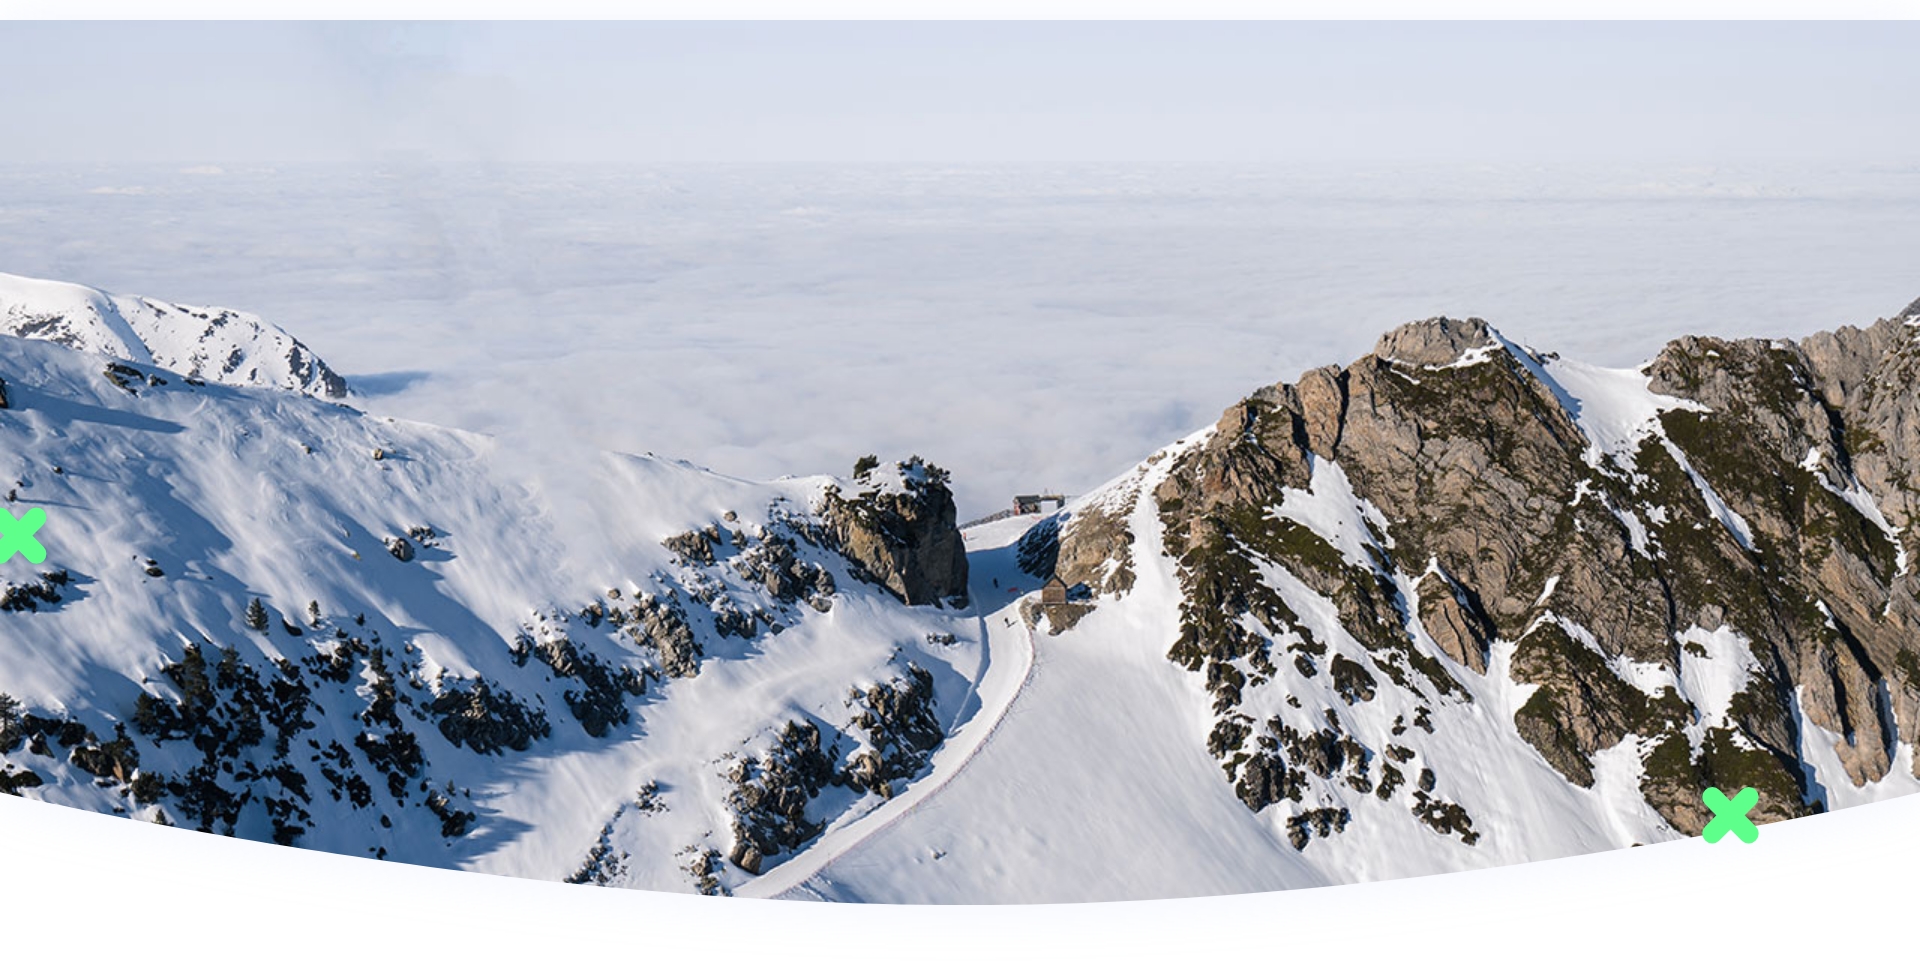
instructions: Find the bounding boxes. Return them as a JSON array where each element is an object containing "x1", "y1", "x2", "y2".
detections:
[{"x1": 0, "y1": 272, "x2": 346, "y2": 398}]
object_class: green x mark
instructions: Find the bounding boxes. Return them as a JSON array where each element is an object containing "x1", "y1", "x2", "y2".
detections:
[
  {"x1": 1702, "y1": 786, "x2": 1760, "y2": 844},
  {"x1": 0, "y1": 506, "x2": 47, "y2": 564}
]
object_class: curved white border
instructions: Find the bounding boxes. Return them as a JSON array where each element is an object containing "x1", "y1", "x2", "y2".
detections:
[{"x1": 2, "y1": 787, "x2": 1913, "y2": 960}]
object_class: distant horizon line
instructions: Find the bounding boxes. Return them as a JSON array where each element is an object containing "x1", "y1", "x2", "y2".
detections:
[{"x1": 6, "y1": 159, "x2": 1918, "y2": 169}]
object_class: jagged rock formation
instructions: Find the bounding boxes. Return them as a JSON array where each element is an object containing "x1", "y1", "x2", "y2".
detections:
[
  {"x1": 819, "y1": 456, "x2": 969, "y2": 606},
  {"x1": 1067, "y1": 299, "x2": 1920, "y2": 842}
]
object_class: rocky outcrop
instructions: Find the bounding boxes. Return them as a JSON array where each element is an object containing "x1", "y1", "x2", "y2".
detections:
[
  {"x1": 1014, "y1": 484, "x2": 1140, "y2": 604},
  {"x1": 723, "y1": 662, "x2": 948, "y2": 875},
  {"x1": 819, "y1": 457, "x2": 968, "y2": 606},
  {"x1": 1414, "y1": 570, "x2": 1491, "y2": 674},
  {"x1": 843, "y1": 665, "x2": 943, "y2": 798},
  {"x1": 725, "y1": 719, "x2": 838, "y2": 874},
  {"x1": 1128, "y1": 301, "x2": 1920, "y2": 839}
]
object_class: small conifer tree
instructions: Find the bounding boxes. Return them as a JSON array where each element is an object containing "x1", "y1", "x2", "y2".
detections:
[{"x1": 244, "y1": 597, "x2": 269, "y2": 632}]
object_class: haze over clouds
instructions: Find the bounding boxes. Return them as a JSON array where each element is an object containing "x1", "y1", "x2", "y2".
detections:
[
  {"x1": 1, "y1": 23, "x2": 1916, "y2": 514},
  {"x1": 4, "y1": 22, "x2": 1916, "y2": 164}
]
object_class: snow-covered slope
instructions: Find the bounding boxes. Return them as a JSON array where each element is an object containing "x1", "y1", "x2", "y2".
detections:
[
  {"x1": 769, "y1": 441, "x2": 1667, "y2": 902},
  {"x1": 0, "y1": 331, "x2": 984, "y2": 894},
  {"x1": 765, "y1": 306, "x2": 1920, "y2": 902},
  {"x1": 0, "y1": 272, "x2": 346, "y2": 398}
]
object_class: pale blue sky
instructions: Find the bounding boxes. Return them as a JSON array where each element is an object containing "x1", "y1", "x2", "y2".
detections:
[{"x1": 1, "y1": 21, "x2": 1914, "y2": 163}]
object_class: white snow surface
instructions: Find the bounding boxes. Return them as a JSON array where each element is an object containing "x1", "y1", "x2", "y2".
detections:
[
  {"x1": 1794, "y1": 689, "x2": 1920, "y2": 811},
  {"x1": 1539, "y1": 354, "x2": 1705, "y2": 468},
  {"x1": 1276, "y1": 455, "x2": 1396, "y2": 562},
  {"x1": 1675, "y1": 625, "x2": 1763, "y2": 731},
  {"x1": 6, "y1": 783, "x2": 1919, "y2": 963},
  {"x1": 0, "y1": 271, "x2": 345, "y2": 398}
]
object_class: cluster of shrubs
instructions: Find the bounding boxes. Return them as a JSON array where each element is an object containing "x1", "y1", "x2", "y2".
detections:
[
  {"x1": 512, "y1": 627, "x2": 647, "y2": 737},
  {"x1": 0, "y1": 570, "x2": 69, "y2": 613},
  {"x1": 131, "y1": 642, "x2": 317, "y2": 841},
  {"x1": 429, "y1": 677, "x2": 551, "y2": 754}
]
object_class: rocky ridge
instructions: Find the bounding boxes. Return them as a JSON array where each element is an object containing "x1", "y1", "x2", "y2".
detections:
[{"x1": 1054, "y1": 298, "x2": 1920, "y2": 845}]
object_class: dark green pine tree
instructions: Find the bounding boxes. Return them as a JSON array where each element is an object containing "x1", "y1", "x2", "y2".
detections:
[{"x1": 244, "y1": 597, "x2": 269, "y2": 633}]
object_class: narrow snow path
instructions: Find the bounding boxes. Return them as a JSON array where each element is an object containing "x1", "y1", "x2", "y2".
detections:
[{"x1": 734, "y1": 523, "x2": 1041, "y2": 899}]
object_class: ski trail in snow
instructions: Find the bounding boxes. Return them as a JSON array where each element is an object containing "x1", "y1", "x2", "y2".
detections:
[{"x1": 735, "y1": 552, "x2": 1041, "y2": 900}]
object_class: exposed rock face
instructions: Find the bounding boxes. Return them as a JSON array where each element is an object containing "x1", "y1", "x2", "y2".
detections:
[
  {"x1": 1373, "y1": 316, "x2": 1497, "y2": 367},
  {"x1": 819, "y1": 457, "x2": 969, "y2": 606},
  {"x1": 621, "y1": 593, "x2": 702, "y2": 680},
  {"x1": 1414, "y1": 570, "x2": 1491, "y2": 674},
  {"x1": 1014, "y1": 482, "x2": 1140, "y2": 601},
  {"x1": 384, "y1": 536, "x2": 416, "y2": 562},
  {"x1": 1052, "y1": 496, "x2": 1139, "y2": 597},
  {"x1": 1113, "y1": 302, "x2": 1920, "y2": 841},
  {"x1": 843, "y1": 665, "x2": 944, "y2": 798}
]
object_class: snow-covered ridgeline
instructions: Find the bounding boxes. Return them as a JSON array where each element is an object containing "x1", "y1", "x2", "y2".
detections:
[{"x1": 0, "y1": 271, "x2": 346, "y2": 398}]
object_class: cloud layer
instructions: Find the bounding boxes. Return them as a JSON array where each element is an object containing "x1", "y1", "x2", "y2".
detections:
[{"x1": 1, "y1": 163, "x2": 1914, "y2": 516}]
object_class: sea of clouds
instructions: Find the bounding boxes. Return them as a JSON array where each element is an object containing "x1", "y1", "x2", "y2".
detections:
[{"x1": 1, "y1": 162, "x2": 1915, "y2": 516}]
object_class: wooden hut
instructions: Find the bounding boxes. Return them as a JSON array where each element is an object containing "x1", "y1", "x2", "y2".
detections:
[{"x1": 1041, "y1": 574, "x2": 1069, "y2": 605}]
